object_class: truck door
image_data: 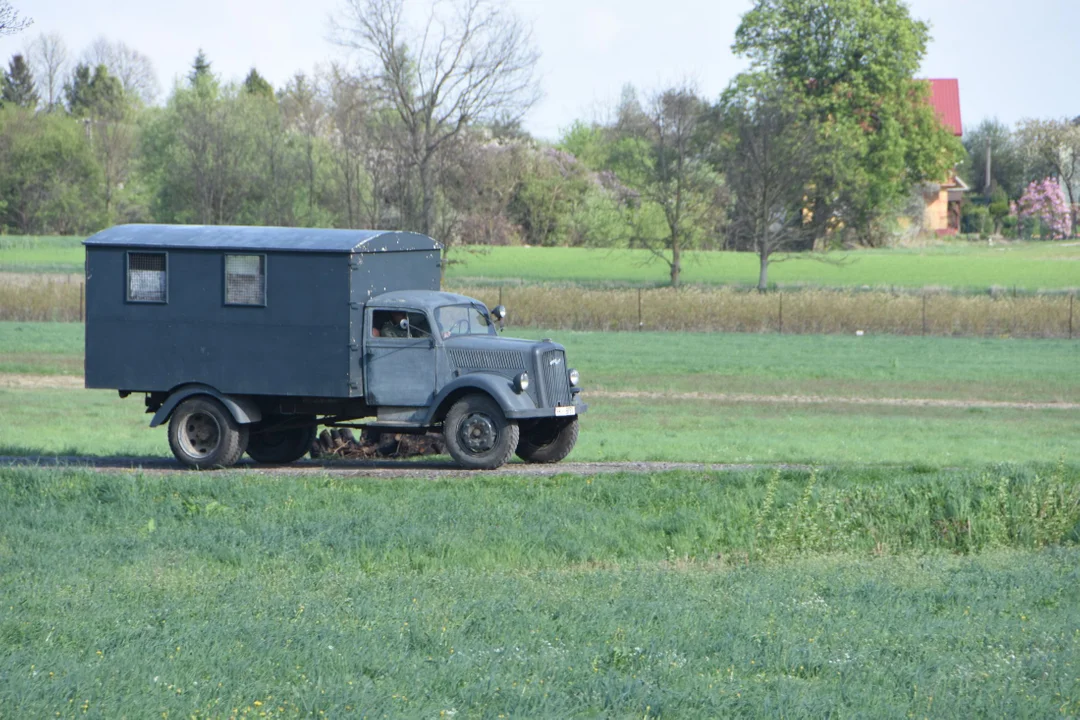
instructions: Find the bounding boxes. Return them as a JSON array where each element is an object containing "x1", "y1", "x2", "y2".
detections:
[{"x1": 364, "y1": 308, "x2": 438, "y2": 406}]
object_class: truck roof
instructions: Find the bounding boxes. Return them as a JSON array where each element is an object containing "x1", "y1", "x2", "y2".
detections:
[
  {"x1": 369, "y1": 290, "x2": 486, "y2": 311},
  {"x1": 83, "y1": 224, "x2": 442, "y2": 254}
]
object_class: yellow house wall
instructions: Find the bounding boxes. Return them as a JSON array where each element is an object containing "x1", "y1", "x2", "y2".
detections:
[{"x1": 923, "y1": 189, "x2": 949, "y2": 231}]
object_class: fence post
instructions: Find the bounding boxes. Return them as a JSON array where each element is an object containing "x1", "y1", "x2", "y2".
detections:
[
  {"x1": 498, "y1": 285, "x2": 503, "y2": 308},
  {"x1": 638, "y1": 288, "x2": 643, "y2": 331},
  {"x1": 778, "y1": 292, "x2": 783, "y2": 334},
  {"x1": 922, "y1": 294, "x2": 927, "y2": 336},
  {"x1": 79, "y1": 281, "x2": 84, "y2": 323}
]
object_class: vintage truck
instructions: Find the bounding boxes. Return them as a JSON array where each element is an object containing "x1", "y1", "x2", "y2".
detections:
[{"x1": 84, "y1": 224, "x2": 585, "y2": 470}]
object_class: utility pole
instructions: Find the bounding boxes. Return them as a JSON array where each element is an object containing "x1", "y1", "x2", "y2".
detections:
[{"x1": 985, "y1": 138, "x2": 992, "y2": 192}]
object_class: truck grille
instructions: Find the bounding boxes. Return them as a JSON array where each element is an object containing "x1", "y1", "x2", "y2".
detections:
[
  {"x1": 541, "y1": 349, "x2": 572, "y2": 406},
  {"x1": 449, "y1": 349, "x2": 524, "y2": 371}
]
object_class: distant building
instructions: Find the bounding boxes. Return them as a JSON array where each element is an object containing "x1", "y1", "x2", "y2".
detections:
[{"x1": 923, "y1": 78, "x2": 967, "y2": 234}]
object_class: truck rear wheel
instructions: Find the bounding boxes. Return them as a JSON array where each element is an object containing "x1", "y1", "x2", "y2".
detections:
[
  {"x1": 247, "y1": 420, "x2": 317, "y2": 464},
  {"x1": 516, "y1": 417, "x2": 579, "y2": 464},
  {"x1": 168, "y1": 396, "x2": 249, "y2": 469},
  {"x1": 443, "y1": 394, "x2": 519, "y2": 470}
]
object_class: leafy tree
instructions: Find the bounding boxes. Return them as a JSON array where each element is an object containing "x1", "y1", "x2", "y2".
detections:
[
  {"x1": 242, "y1": 68, "x2": 274, "y2": 99},
  {"x1": 0, "y1": 106, "x2": 103, "y2": 233},
  {"x1": 732, "y1": 0, "x2": 963, "y2": 246}
]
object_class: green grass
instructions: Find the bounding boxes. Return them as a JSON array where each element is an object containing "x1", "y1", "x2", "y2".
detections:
[
  {"x1": 2, "y1": 465, "x2": 1079, "y2": 717},
  {"x1": 5, "y1": 322, "x2": 1080, "y2": 401},
  {"x1": 4, "y1": 235, "x2": 1080, "y2": 290},
  {"x1": 2, "y1": 323, "x2": 1078, "y2": 465},
  {"x1": 448, "y1": 242, "x2": 1080, "y2": 291},
  {"x1": 0, "y1": 236, "x2": 84, "y2": 273},
  {"x1": 0, "y1": 321, "x2": 84, "y2": 374},
  {"x1": 2, "y1": 387, "x2": 1077, "y2": 466}
]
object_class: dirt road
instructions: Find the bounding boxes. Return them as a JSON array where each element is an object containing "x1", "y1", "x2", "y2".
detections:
[{"x1": 0, "y1": 455, "x2": 786, "y2": 478}]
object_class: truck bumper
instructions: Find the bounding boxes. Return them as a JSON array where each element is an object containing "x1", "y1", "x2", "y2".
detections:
[{"x1": 506, "y1": 404, "x2": 587, "y2": 420}]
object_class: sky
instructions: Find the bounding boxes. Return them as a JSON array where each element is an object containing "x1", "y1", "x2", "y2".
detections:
[{"x1": 9, "y1": 0, "x2": 1080, "y2": 141}]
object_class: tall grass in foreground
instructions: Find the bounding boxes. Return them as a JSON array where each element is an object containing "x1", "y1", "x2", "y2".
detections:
[{"x1": 2, "y1": 465, "x2": 1079, "y2": 717}]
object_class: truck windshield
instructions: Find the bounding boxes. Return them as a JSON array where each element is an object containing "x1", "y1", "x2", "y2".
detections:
[{"x1": 435, "y1": 304, "x2": 496, "y2": 338}]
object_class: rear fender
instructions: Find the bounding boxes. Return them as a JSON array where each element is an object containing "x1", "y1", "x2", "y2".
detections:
[{"x1": 149, "y1": 384, "x2": 262, "y2": 428}]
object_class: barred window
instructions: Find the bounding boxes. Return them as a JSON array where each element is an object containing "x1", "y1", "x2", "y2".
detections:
[
  {"x1": 225, "y1": 254, "x2": 266, "y2": 306},
  {"x1": 127, "y1": 252, "x2": 167, "y2": 302}
]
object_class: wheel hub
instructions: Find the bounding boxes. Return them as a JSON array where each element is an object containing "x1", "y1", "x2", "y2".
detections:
[
  {"x1": 459, "y1": 413, "x2": 497, "y2": 453},
  {"x1": 180, "y1": 412, "x2": 221, "y2": 458}
]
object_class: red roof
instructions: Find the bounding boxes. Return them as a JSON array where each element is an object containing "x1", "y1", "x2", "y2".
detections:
[{"x1": 927, "y1": 79, "x2": 962, "y2": 136}]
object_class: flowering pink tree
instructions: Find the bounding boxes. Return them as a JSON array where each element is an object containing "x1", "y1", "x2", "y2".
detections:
[{"x1": 1013, "y1": 178, "x2": 1073, "y2": 239}]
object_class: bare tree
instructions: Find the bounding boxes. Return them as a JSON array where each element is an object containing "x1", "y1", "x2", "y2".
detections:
[
  {"x1": 622, "y1": 84, "x2": 723, "y2": 287},
  {"x1": 723, "y1": 88, "x2": 817, "y2": 291},
  {"x1": 281, "y1": 72, "x2": 327, "y2": 224},
  {"x1": 0, "y1": 1, "x2": 31, "y2": 36},
  {"x1": 81, "y1": 37, "x2": 159, "y2": 105},
  {"x1": 25, "y1": 32, "x2": 67, "y2": 111},
  {"x1": 333, "y1": 0, "x2": 539, "y2": 266}
]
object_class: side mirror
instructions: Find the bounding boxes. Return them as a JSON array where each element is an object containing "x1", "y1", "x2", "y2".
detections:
[{"x1": 492, "y1": 305, "x2": 507, "y2": 321}]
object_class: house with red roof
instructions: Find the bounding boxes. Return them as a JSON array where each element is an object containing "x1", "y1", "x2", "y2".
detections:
[{"x1": 922, "y1": 78, "x2": 967, "y2": 234}]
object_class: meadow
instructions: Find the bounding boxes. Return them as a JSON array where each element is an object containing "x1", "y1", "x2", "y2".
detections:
[
  {"x1": 2, "y1": 322, "x2": 1078, "y2": 465},
  {"x1": 3, "y1": 234, "x2": 1080, "y2": 291},
  {"x1": 2, "y1": 318, "x2": 1078, "y2": 714},
  {"x1": 1, "y1": 465, "x2": 1079, "y2": 717}
]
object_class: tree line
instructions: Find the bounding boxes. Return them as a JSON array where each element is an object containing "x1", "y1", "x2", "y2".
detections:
[{"x1": 0, "y1": 0, "x2": 1068, "y2": 288}]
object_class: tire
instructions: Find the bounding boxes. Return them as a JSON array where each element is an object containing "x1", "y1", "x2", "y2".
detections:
[
  {"x1": 516, "y1": 417, "x2": 579, "y2": 464},
  {"x1": 247, "y1": 419, "x2": 317, "y2": 464},
  {"x1": 168, "y1": 396, "x2": 249, "y2": 469},
  {"x1": 443, "y1": 393, "x2": 519, "y2": 470}
]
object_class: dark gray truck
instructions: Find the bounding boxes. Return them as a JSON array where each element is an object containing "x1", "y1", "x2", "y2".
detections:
[{"x1": 84, "y1": 224, "x2": 585, "y2": 470}]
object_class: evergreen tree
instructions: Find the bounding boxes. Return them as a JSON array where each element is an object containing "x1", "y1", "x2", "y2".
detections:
[
  {"x1": 1, "y1": 53, "x2": 39, "y2": 108},
  {"x1": 65, "y1": 62, "x2": 125, "y2": 119},
  {"x1": 189, "y1": 50, "x2": 212, "y2": 85},
  {"x1": 243, "y1": 68, "x2": 274, "y2": 100}
]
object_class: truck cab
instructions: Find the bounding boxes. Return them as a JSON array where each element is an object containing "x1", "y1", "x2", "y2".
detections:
[{"x1": 361, "y1": 290, "x2": 584, "y2": 468}]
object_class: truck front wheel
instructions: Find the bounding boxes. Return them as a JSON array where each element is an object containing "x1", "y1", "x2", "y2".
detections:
[
  {"x1": 443, "y1": 394, "x2": 519, "y2": 470},
  {"x1": 168, "y1": 396, "x2": 249, "y2": 469},
  {"x1": 516, "y1": 417, "x2": 579, "y2": 464}
]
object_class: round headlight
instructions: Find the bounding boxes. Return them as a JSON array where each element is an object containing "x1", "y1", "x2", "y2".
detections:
[
  {"x1": 515, "y1": 372, "x2": 530, "y2": 393},
  {"x1": 568, "y1": 368, "x2": 580, "y2": 387}
]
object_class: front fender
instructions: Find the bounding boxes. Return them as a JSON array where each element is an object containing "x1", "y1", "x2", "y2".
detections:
[
  {"x1": 424, "y1": 373, "x2": 537, "y2": 425},
  {"x1": 149, "y1": 384, "x2": 263, "y2": 428}
]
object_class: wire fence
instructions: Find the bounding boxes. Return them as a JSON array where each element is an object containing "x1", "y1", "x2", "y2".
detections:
[{"x1": 0, "y1": 276, "x2": 1076, "y2": 339}]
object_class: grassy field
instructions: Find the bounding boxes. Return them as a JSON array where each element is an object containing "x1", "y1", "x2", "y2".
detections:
[
  {"x1": 3, "y1": 318, "x2": 1079, "y2": 715},
  {"x1": 3, "y1": 234, "x2": 1080, "y2": 290},
  {"x1": 1, "y1": 465, "x2": 1079, "y2": 717},
  {"x1": 2, "y1": 323, "x2": 1078, "y2": 465}
]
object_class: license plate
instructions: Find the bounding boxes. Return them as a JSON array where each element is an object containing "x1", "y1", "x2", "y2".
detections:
[{"x1": 554, "y1": 406, "x2": 576, "y2": 417}]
